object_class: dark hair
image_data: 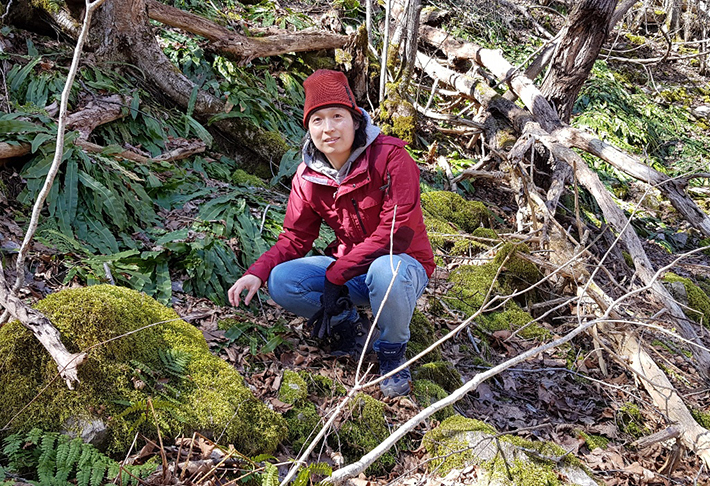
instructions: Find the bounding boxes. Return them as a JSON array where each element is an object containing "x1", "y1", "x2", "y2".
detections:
[{"x1": 303, "y1": 108, "x2": 368, "y2": 160}]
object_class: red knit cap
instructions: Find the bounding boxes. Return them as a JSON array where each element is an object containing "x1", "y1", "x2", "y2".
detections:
[{"x1": 302, "y1": 69, "x2": 361, "y2": 127}]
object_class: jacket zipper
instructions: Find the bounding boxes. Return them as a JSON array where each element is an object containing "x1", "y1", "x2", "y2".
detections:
[{"x1": 351, "y1": 198, "x2": 367, "y2": 237}]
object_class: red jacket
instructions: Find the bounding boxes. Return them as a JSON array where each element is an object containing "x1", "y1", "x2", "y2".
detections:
[{"x1": 246, "y1": 134, "x2": 435, "y2": 286}]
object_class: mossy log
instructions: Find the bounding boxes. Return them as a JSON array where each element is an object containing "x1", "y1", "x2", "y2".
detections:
[{"x1": 0, "y1": 285, "x2": 287, "y2": 456}]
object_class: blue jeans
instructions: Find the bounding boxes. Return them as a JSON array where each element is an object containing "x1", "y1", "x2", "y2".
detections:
[{"x1": 267, "y1": 254, "x2": 429, "y2": 348}]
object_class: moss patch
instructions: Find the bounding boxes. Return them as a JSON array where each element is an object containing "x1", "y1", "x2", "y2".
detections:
[
  {"x1": 447, "y1": 263, "x2": 549, "y2": 340},
  {"x1": 424, "y1": 415, "x2": 586, "y2": 483},
  {"x1": 412, "y1": 380, "x2": 455, "y2": 421},
  {"x1": 279, "y1": 370, "x2": 308, "y2": 405},
  {"x1": 664, "y1": 273, "x2": 710, "y2": 327},
  {"x1": 422, "y1": 415, "x2": 496, "y2": 474},
  {"x1": 413, "y1": 361, "x2": 462, "y2": 393},
  {"x1": 232, "y1": 168, "x2": 266, "y2": 188},
  {"x1": 408, "y1": 310, "x2": 442, "y2": 363},
  {"x1": 298, "y1": 371, "x2": 347, "y2": 397},
  {"x1": 421, "y1": 191, "x2": 491, "y2": 233},
  {"x1": 0, "y1": 285, "x2": 287, "y2": 456},
  {"x1": 336, "y1": 393, "x2": 396, "y2": 475},
  {"x1": 284, "y1": 402, "x2": 322, "y2": 453}
]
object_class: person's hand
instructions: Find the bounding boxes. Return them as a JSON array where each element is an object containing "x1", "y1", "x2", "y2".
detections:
[
  {"x1": 228, "y1": 274, "x2": 262, "y2": 307},
  {"x1": 322, "y1": 278, "x2": 351, "y2": 316}
]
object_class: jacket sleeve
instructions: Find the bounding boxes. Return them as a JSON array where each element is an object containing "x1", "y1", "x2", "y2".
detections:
[
  {"x1": 325, "y1": 146, "x2": 421, "y2": 285},
  {"x1": 245, "y1": 173, "x2": 322, "y2": 283}
]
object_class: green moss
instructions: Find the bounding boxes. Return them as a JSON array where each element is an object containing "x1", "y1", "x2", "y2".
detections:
[
  {"x1": 622, "y1": 251, "x2": 634, "y2": 268},
  {"x1": 493, "y1": 242, "x2": 540, "y2": 284},
  {"x1": 472, "y1": 227, "x2": 499, "y2": 241},
  {"x1": 482, "y1": 457, "x2": 560, "y2": 486},
  {"x1": 412, "y1": 380, "x2": 455, "y2": 421},
  {"x1": 421, "y1": 191, "x2": 491, "y2": 233},
  {"x1": 425, "y1": 416, "x2": 583, "y2": 482},
  {"x1": 297, "y1": 371, "x2": 346, "y2": 397},
  {"x1": 284, "y1": 402, "x2": 322, "y2": 452},
  {"x1": 446, "y1": 263, "x2": 548, "y2": 341},
  {"x1": 624, "y1": 33, "x2": 646, "y2": 45},
  {"x1": 279, "y1": 370, "x2": 309, "y2": 405},
  {"x1": 700, "y1": 238, "x2": 710, "y2": 256},
  {"x1": 617, "y1": 403, "x2": 649, "y2": 439},
  {"x1": 0, "y1": 285, "x2": 287, "y2": 456},
  {"x1": 337, "y1": 393, "x2": 396, "y2": 475},
  {"x1": 447, "y1": 263, "x2": 501, "y2": 312},
  {"x1": 578, "y1": 430, "x2": 609, "y2": 450},
  {"x1": 663, "y1": 273, "x2": 710, "y2": 327},
  {"x1": 408, "y1": 310, "x2": 442, "y2": 363},
  {"x1": 232, "y1": 169, "x2": 266, "y2": 188},
  {"x1": 422, "y1": 415, "x2": 497, "y2": 474},
  {"x1": 413, "y1": 361, "x2": 462, "y2": 393},
  {"x1": 691, "y1": 408, "x2": 710, "y2": 429}
]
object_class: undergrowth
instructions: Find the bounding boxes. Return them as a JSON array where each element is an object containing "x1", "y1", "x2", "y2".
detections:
[{"x1": 1, "y1": 428, "x2": 156, "y2": 486}]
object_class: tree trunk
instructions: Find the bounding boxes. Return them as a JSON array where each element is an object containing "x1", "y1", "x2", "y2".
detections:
[{"x1": 540, "y1": 0, "x2": 618, "y2": 123}]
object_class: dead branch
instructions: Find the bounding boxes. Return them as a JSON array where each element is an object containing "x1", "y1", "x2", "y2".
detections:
[
  {"x1": 145, "y1": 0, "x2": 353, "y2": 63},
  {"x1": 66, "y1": 94, "x2": 129, "y2": 138},
  {"x1": 414, "y1": 46, "x2": 710, "y2": 377},
  {"x1": 420, "y1": 23, "x2": 710, "y2": 237}
]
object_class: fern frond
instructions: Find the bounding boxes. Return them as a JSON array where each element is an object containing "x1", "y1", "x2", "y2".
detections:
[
  {"x1": 293, "y1": 462, "x2": 332, "y2": 486},
  {"x1": 261, "y1": 462, "x2": 279, "y2": 486},
  {"x1": 159, "y1": 348, "x2": 191, "y2": 378},
  {"x1": 37, "y1": 431, "x2": 59, "y2": 484},
  {"x1": 89, "y1": 457, "x2": 108, "y2": 486},
  {"x1": 116, "y1": 400, "x2": 147, "y2": 419},
  {"x1": 75, "y1": 444, "x2": 95, "y2": 486}
]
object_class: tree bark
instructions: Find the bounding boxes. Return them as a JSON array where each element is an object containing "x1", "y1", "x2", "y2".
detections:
[{"x1": 539, "y1": 0, "x2": 618, "y2": 123}]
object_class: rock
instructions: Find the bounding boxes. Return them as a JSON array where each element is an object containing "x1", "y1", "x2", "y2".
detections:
[
  {"x1": 693, "y1": 105, "x2": 710, "y2": 119},
  {"x1": 0, "y1": 285, "x2": 287, "y2": 455},
  {"x1": 424, "y1": 415, "x2": 598, "y2": 485}
]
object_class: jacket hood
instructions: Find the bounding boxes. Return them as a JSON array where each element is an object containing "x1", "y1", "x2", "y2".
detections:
[{"x1": 302, "y1": 109, "x2": 381, "y2": 184}]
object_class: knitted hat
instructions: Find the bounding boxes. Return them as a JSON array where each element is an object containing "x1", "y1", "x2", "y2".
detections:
[{"x1": 302, "y1": 69, "x2": 361, "y2": 127}]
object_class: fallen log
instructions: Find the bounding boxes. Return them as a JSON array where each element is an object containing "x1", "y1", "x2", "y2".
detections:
[{"x1": 145, "y1": 0, "x2": 354, "y2": 63}]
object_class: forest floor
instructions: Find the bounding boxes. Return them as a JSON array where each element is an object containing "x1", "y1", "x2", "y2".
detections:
[{"x1": 3, "y1": 0, "x2": 710, "y2": 485}]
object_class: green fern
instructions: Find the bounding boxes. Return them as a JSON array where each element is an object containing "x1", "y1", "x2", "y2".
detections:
[
  {"x1": 293, "y1": 462, "x2": 332, "y2": 486},
  {"x1": 261, "y1": 462, "x2": 279, "y2": 486},
  {"x1": 158, "y1": 348, "x2": 191, "y2": 379},
  {"x1": 2, "y1": 429, "x2": 156, "y2": 486}
]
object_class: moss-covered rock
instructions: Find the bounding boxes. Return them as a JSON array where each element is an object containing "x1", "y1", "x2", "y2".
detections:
[
  {"x1": 298, "y1": 371, "x2": 347, "y2": 397},
  {"x1": 408, "y1": 310, "x2": 442, "y2": 363},
  {"x1": 663, "y1": 273, "x2": 710, "y2": 327},
  {"x1": 412, "y1": 380, "x2": 455, "y2": 421},
  {"x1": 0, "y1": 285, "x2": 287, "y2": 456},
  {"x1": 279, "y1": 370, "x2": 309, "y2": 405},
  {"x1": 413, "y1": 361, "x2": 462, "y2": 393},
  {"x1": 232, "y1": 168, "x2": 266, "y2": 188},
  {"x1": 421, "y1": 191, "x2": 491, "y2": 234},
  {"x1": 423, "y1": 415, "x2": 593, "y2": 485},
  {"x1": 284, "y1": 402, "x2": 322, "y2": 453},
  {"x1": 336, "y1": 393, "x2": 396, "y2": 475}
]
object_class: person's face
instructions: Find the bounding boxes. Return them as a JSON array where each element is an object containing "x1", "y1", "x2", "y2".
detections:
[{"x1": 308, "y1": 107, "x2": 358, "y2": 170}]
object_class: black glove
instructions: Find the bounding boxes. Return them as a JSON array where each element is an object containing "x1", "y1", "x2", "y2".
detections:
[
  {"x1": 308, "y1": 279, "x2": 352, "y2": 339},
  {"x1": 322, "y1": 278, "x2": 351, "y2": 317}
]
